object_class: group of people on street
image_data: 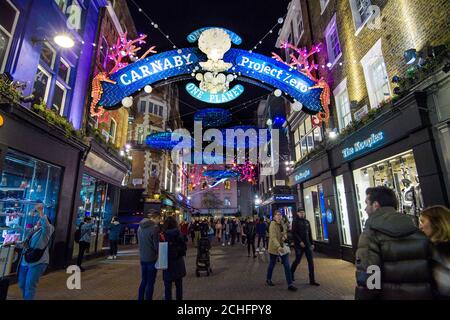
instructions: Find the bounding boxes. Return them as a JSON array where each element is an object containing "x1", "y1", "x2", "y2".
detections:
[{"x1": 9, "y1": 184, "x2": 450, "y2": 301}]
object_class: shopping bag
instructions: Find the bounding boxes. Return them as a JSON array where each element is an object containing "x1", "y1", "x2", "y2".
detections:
[
  {"x1": 279, "y1": 244, "x2": 291, "y2": 256},
  {"x1": 155, "y1": 242, "x2": 168, "y2": 270}
]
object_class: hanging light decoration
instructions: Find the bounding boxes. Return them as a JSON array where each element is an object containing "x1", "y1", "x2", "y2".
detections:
[
  {"x1": 193, "y1": 108, "x2": 232, "y2": 128},
  {"x1": 220, "y1": 125, "x2": 271, "y2": 148},
  {"x1": 145, "y1": 132, "x2": 193, "y2": 150}
]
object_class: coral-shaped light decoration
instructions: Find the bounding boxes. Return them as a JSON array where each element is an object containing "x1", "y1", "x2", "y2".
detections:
[{"x1": 271, "y1": 42, "x2": 330, "y2": 128}]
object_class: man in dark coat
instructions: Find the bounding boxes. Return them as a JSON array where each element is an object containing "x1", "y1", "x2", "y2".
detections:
[
  {"x1": 230, "y1": 218, "x2": 238, "y2": 245},
  {"x1": 245, "y1": 217, "x2": 257, "y2": 257},
  {"x1": 355, "y1": 186, "x2": 433, "y2": 300},
  {"x1": 290, "y1": 210, "x2": 320, "y2": 286}
]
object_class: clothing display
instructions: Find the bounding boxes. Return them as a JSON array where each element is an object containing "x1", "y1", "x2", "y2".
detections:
[{"x1": 353, "y1": 150, "x2": 423, "y2": 229}]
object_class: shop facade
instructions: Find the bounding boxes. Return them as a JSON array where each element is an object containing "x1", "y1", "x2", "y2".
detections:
[
  {"x1": 290, "y1": 92, "x2": 449, "y2": 263},
  {"x1": 0, "y1": 103, "x2": 87, "y2": 271},
  {"x1": 259, "y1": 194, "x2": 296, "y2": 225},
  {"x1": 71, "y1": 139, "x2": 129, "y2": 260}
]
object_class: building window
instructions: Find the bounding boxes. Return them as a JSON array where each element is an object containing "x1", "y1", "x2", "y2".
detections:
[
  {"x1": 349, "y1": 0, "x2": 373, "y2": 34},
  {"x1": 224, "y1": 180, "x2": 231, "y2": 190},
  {"x1": 333, "y1": 78, "x2": 352, "y2": 131},
  {"x1": 98, "y1": 37, "x2": 109, "y2": 70},
  {"x1": 0, "y1": 0, "x2": 19, "y2": 73},
  {"x1": 293, "y1": 1, "x2": 304, "y2": 44},
  {"x1": 224, "y1": 197, "x2": 231, "y2": 207},
  {"x1": 109, "y1": 118, "x2": 117, "y2": 144},
  {"x1": 33, "y1": 66, "x2": 51, "y2": 105},
  {"x1": 52, "y1": 81, "x2": 67, "y2": 114},
  {"x1": 40, "y1": 44, "x2": 56, "y2": 68},
  {"x1": 139, "y1": 100, "x2": 147, "y2": 113},
  {"x1": 324, "y1": 14, "x2": 342, "y2": 67},
  {"x1": 320, "y1": 0, "x2": 330, "y2": 14},
  {"x1": 293, "y1": 116, "x2": 322, "y2": 162},
  {"x1": 361, "y1": 39, "x2": 391, "y2": 109},
  {"x1": 137, "y1": 126, "x2": 144, "y2": 144},
  {"x1": 58, "y1": 58, "x2": 71, "y2": 83}
]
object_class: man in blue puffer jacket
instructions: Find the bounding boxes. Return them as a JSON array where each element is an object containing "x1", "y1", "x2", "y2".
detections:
[{"x1": 107, "y1": 216, "x2": 122, "y2": 260}]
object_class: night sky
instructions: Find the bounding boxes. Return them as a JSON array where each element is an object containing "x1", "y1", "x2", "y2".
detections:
[{"x1": 128, "y1": 0, "x2": 291, "y2": 130}]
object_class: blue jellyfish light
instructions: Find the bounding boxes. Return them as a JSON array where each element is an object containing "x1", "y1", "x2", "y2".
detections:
[
  {"x1": 194, "y1": 108, "x2": 232, "y2": 128},
  {"x1": 145, "y1": 132, "x2": 193, "y2": 150},
  {"x1": 202, "y1": 170, "x2": 241, "y2": 179}
]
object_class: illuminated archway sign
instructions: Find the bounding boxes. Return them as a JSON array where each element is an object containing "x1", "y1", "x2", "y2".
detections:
[
  {"x1": 187, "y1": 27, "x2": 243, "y2": 45},
  {"x1": 97, "y1": 29, "x2": 327, "y2": 115},
  {"x1": 186, "y1": 83, "x2": 244, "y2": 104}
]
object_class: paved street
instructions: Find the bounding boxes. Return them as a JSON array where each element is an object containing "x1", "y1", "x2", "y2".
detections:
[{"x1": 8, "y1": 243, "x2": 355, "y2": 300}]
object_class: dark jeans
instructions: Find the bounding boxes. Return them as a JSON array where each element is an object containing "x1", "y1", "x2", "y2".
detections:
[
  {"x1": 164, "y1": 278, "x2": 183, "y2": 300},
  {"x1": 267, "y1": 254, "x2": 293, "y2": 286},
  {"x1": 257, "y1": 234, "x2": 266, "y2": 248},
  {"x1": 236, "y1": 233, "x2": 240, "y2": 243},
  {"x1": 138, "y1": 261, "x2": 157, "y2": 300},
  {"x1": 247, "y1": 237, "x2": 255, "y2": 256},
  {"x1": 231, "y1": 232, "x2": 237, "y2": 245},
  {"x1": 77, "y1": 241, "x2": 90, "y2": 267},
  {"x1": 110, "y1": 240, "x2": 118, "y2": 256},
  {"x1": 241, "y1": 234, "x2": 246, "y2": 245},
  {"x1": 291, "y1": 246, "x2": 315, "y2": 282}
]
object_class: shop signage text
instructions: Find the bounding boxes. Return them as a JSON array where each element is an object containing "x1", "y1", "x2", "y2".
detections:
[
  {"x1": 294, "y1": 168, "x2": 312, "y2": 183},
  {"x1": 187, "y1": 27, "x2": 243, "y2": 45},
  {"x1": 185, "y1": 83, "x2": 244, "y2": 104},
  {"x1": 274, "y1": 195, "x2": 294, "y2": 201},
  {"x1": 342, "y1": 131, "x2": 384, "y2": 160}
]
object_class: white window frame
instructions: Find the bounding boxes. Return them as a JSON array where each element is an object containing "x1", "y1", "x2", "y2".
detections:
[
  {"x1": 0, "y1": 0, "x2": 19, "y2": 73},
  {"x1": 58, "y1": 57, "x2": 71, "y2": 83},
  {"x1": 293, "y1": 0, "x2": 304, "y2": 44},
  {"x1": 34, "y1": 65, "x2": 52, "y2": 104},
  {"x1": 109, "y1": 117, "x2": 117, "y2": 144},
  {"x1": 320, "y1": 0, "x2": 330, "y2": 15},
  {"x1": 53, "y1": 81, "x2": 67, "y2": 115},
  {"x1": 360, "y1": 39, "x2": 391, "y2": 109},
  {"x1": 349, "y1": 0, "x2": 374, "y2": 36},
  {"x1": 324, "y1": 14, "x2": 342, "y2": 68},
  {"x1": 333, "y1": 78, "x2": 352, "y2": 131},
  {"x1": 41, "y1": 43, "x2": 56, "y2": 69}
]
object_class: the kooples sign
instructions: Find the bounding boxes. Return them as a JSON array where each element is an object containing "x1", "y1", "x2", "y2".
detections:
[{"x1": 342, "y1": 131, "x2": 385, "y2": 160}]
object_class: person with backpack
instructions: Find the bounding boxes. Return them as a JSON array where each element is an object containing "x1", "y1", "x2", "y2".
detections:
[
  {"x1": 163, "y1": 216, "x2": 187, "y2": 300},
  {"x1": 107, "y1": 217, "x2": 122, "y2": 260},
  {"x1": 76, "y1": 217, "x2": 95, "y2": 272},
  {"x1": 256, "y1": 218, "x2": 267, "y2": 254},
  {"x1": 18, "y1": 203, "x2": 54, "y2": 300},
  {"x1": 245, "y1": 217, "x2": 257, "y2": 258}
]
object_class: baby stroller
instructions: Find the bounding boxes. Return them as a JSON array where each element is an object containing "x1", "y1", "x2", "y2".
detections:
[{"x1": 196, "y1": 236, "x2": 212, "y2": 277}]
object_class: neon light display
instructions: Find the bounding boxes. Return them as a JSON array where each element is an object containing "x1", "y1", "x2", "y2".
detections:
[
  {"x1": 187, "y1": 27, "x2": 243, "y2": 45},
  {"x1": 186, "y1": 83, "x2": 244, "y2": 104},
  {"x1": 193, "y1": 108, "x2": 232, "y2": 127},
  {"x1": 95, "y1": 29, "x2": 329, "y2": 115},
  {"x1": 145, "y1": 132, "x2": 193, "y2": 150}
]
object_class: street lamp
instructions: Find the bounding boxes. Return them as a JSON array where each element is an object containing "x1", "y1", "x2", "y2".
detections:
[{"x1": 53, "y1": 34, "x2": 75, "y2": 48}]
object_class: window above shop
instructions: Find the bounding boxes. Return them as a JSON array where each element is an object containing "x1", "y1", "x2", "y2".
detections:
[
  {"x1": 0, "y1": 0, "x2": 19, "y2": 73},
  {"x1": 360, "y1": 39, "x2": 391, "y2": 109},
  {"x1": 320, "y1": 0, "x2": 330, "y2": 14},
  {"x1": 349, "y1": 0, "x2": 374, "y2": 35},
  {"x1": 333, "y1": 78, "x2": 352, "y2": 131},
  {"x1": 324, "y1": 14, "x2": 342, "y2": 68},
  {"x1": 293, "y1": 116, "x2": 323, "y2": 162}
]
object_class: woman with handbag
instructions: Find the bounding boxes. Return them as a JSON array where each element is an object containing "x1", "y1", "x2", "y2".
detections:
[
  {"x1": 18, "y1": 203, "x2": 54, "y2": 300},
  {"x1": 266, "y1": 210, "x2": 297, "y2": 292}
]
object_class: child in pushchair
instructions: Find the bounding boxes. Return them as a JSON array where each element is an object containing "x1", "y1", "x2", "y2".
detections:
[{"x1": 196, "y1": 236, "x2": 212, "y2": 277}]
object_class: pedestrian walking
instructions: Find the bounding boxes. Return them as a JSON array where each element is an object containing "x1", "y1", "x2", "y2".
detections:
[
  {"x1": 419, "y1": 205, "x2": 450, "y2": 299},
  {"x1": 230, "y1": 218, "x2": 238, "y2": 245},
  {"x1": 266, "y1": 210, "x2": 297, "y2": 292},
  {"x1": 215, "y1": 219, "x2": 222, "y2": 243},
  {"x1": 18, "y1": 203, "x2": 54, "y2": 300},
  {"x1": 241, "y1": 218, "x2": 247, "y2": 246},
  {"x1": 222, "y1": 218, "x2": 230, "y2": 246},
  {"x1": 163, "y1": 216, "x2": 187, "y2": 300},
  {"x1": 355, "y1": 186, "x2": 433, "y2": 300},
  {"x1": 207, "y1": 222, "x2": 215, "y2": 243},
  {"x1": 188, "y1": 221, "x2": 195, "y2": 244},
  {"x1": 107, "y1": 216, "x2": 122, "y2": 260},
  {"x1": 236, "y1": 219, "x2": 241, "y2": 244},
  {"x1": 180, "y1": 221, "x2": 189, "y2": 243},
  {"x1": 245, "y1": 217, "x2": 257, "y2": 258},
  {"x1": 256, "y1": 218, "x2": 266, "y2": 254},
  {"x1": 76, "y1": 216, "x2": 95, "y2": 272},
  {"x1": 290, "y1": 211, "x2": 320, "y2": 286},
  {"x1": 137, "y1": 212, "x2": 160, "y2": 300},
  {"x1": 193, "y1": 218, "x2": 202, "y2": 247}
]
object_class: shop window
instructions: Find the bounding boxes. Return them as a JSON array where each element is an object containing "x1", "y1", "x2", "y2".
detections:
[
  {"x1": 0, "y1": 0, "x2": 19, "y2": 72},
  {"x1": 334, "y1": 78, "x2": 352, "y2": 131},
  {"x1": 336, "y1": 175, "x2": 352, "y2": 245},
  {"x1": 51, "y1": 81, "x2": 67, "y2": 115},
  {"x1": 303, "y1": 184, "x2": 328, "y2": 242},
  {"x1": 353, "y1": 150, "x2": 423, "y2": 229},
  {"x1": 224, "y1": 197, "x2": 231, "y2": 207},
  {"x1": 361, "y1": 39, "x2": 391, "y2": 109},
  {"x1": 324, "y1": 14, "x2": 342, "y2": 67},
  {"x1": 349, "y1": 0, "x2": 373, "y2": 34},
  {"x1": 0, "y1": 149, "x2": 62, "y2": 248}
]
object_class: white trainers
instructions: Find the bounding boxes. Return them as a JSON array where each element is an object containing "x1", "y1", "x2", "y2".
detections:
[
  {"x1": 107, "y1": 256, "x2": 114, "y2": 260},
  {"x1": 113, "y1": 255, "x2": 117, "y2": 260},
  {"x1": 222, "y1": 243, "x2": 225, "y2": 247},
  {"x1": 261, "y1": 248, "x2": 266, "y2": 252},
  {"x1": 228, "y1": 242, "x2": 231, "y2": 245}
]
